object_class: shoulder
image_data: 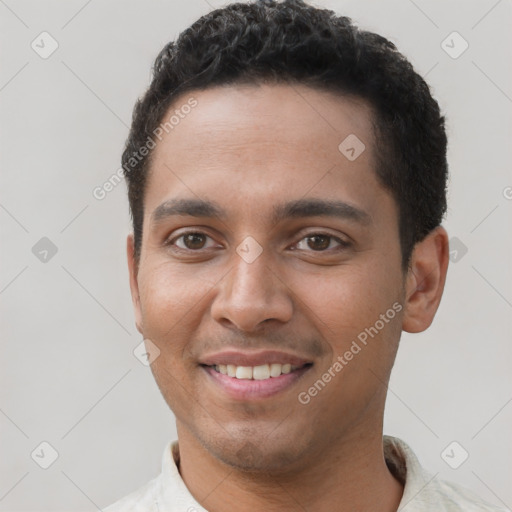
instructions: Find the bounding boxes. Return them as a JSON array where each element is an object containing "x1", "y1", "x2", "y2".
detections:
[
  {"x1": 383, "y1": 436, "x2": 509, "y2": 512},
  {"x1": 428, "y1": 478, "x2": 509, "y2": 512},
  {"x1": 103, "y1": 440, "x2": 178, "y2": 512},
  {"x1": 103, "y1": 476, "x2": 160, "y2": 512}
]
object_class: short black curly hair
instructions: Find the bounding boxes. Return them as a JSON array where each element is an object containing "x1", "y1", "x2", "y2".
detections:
[{"x1": 122, "y1": 0, "x2": 448, "y2": 270}]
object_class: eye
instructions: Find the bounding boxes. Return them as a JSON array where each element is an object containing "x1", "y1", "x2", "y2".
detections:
[
  {"x1": 294, "y1": 233, "x2": 350, "y2": 252},
  {"x1": 169, "y1": 231, "x2": 218, "y2": 251}
]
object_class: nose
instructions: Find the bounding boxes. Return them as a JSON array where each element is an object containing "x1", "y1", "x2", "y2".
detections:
[{"x1": 210, "y1": 248, "x2": 294, "y2": 333}]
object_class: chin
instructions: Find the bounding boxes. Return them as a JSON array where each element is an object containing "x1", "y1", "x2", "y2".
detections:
[
  {"x1": 219, "y1": 444, "x2": 300, "y2": 473},
  {"x1": 201, "y1": 426, "x2": 314, "y2": 474}
]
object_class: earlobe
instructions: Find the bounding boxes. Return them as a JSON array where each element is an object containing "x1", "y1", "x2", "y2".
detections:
[
  {"x1": 402, "y1": 226, "x2": 449, "y2": 334},
  {"x1": 127, "y1": 234, "x2": 144, "y2": 334}
]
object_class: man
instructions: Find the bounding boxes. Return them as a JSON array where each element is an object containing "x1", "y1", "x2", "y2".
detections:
[{"x1": 105, "y1": 0, "x2": 506, "y2": 510}]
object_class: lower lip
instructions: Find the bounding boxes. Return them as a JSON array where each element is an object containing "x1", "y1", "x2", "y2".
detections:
[{"x1": 202, "y1": 365, "x2": 312, "y2": 400}]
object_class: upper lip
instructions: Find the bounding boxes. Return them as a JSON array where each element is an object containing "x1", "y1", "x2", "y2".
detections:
[{"x1": 199, "y1": 350, "x2": 312, "y2": 367}]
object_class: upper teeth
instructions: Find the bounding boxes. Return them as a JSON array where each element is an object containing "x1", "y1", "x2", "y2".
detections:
[{"x1": 213, "y1": 363, "x2": 300, "y2": 380}]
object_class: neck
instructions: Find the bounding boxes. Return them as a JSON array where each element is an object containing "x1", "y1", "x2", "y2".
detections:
[{"x1": 176, "y1": 423, "x2": 403, "y2": 512}]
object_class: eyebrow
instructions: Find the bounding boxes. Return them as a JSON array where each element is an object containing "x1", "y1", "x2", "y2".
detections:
[
  {"x1": 151, "y1": 198, "x2": 226, "y2": 224},
  {"x1": 271, "y1": 198, "x2": 372, "y2": 226},
  {"x1": 150, "y1": 197, "x2": 372, "y2": 226}
]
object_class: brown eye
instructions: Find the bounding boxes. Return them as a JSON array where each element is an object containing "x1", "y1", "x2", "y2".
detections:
[
  {"x1": 181, "y1": 233, "x2": 207, "y2": 250},
  {"x1": 294, "y1": 233, "x2": 350, "y2": 253},
  {"x1": 170, "y1": 231, "x2": 215, "y2": 252},
  {"x1": 306, "y1": 234, "x2": 332, "y2": 251}
]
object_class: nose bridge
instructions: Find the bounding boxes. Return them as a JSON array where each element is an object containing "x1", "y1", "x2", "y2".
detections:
[
  {"x1": 211, "y1": 243, "x2": 293, "y2": 331},
  {"x1": 231, "y1": 249, "x2": 272, "y2": 301}
]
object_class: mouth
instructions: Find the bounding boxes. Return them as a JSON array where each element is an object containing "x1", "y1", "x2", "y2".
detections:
[
  {"x1": 204, "y1": 362, "x2": 312, "y2": 380},
  {"x1": 199, "y1": 351, "x2": 314, "y2": 400}
]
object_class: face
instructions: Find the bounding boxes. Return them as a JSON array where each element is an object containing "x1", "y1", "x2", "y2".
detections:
[{"x1": 128, "y1": 84, "x2": 409, "y2": 472}]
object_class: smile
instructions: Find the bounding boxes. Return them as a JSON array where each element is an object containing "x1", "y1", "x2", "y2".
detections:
[
  {"x1": 208, "y1": 363, "x2": 308, "y2": 380},
  {"x1": 202, "y1": 363, "x2": 313, "y2": 400}
]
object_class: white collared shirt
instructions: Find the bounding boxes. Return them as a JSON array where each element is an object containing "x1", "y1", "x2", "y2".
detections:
[{"x1": 104, "y1": 436, "x2": 508, "y2": 511}]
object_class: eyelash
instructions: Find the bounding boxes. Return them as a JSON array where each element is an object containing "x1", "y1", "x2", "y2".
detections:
[{"x1": 165, "y1": 230, "x2": 351, "y2": 253}]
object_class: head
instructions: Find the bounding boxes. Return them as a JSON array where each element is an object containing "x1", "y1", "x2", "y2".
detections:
[{"x1": 124, "y1": 0, "x2": 449, "y2": 473}]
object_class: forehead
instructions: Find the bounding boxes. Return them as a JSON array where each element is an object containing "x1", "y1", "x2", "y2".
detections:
[
  {"x1": 144, "y1": 83, "x2": 387, "y2": 223},
  {"x1": 153, "y1": 83, "x2": 375, "y2": 160}
]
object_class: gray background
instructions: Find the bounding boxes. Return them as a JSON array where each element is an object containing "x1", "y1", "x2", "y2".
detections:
[{"x1": 1, "y1": 0, "x2": 511, "y2": 510}]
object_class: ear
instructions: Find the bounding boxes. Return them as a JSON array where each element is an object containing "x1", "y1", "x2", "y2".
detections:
[
  {"x1": 127, "y1": 233, "x2": 143, "y2": 335},
  {"x1": 402, "y1": 226, "x2": 449, "y2": 333}
]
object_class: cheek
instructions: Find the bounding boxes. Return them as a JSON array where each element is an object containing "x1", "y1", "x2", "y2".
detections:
[
  {"x1": 291, "y1": 267, "x2": 402, "y2": 425},
  {"x1": 290, "y1": 264, "x2": 397, "y2": 335},
  {"x1": 137, "y1": 263, "x2": 208, "y2": 352},
  {"x1": 137, "y1": 264, "x2": 208, "y2": 412},
  {"x1": 287, "y1": 262, "x2": 403, "y2": 389}
]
